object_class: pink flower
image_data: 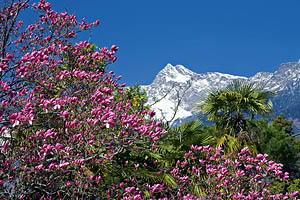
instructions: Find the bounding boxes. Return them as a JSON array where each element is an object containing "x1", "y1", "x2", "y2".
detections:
[
  {"x1": 35, "y1": 164, "x2": 44, "y2": 171},
  {"x1": 55, "y1": 143, "x2": 64, "y2": 150},
  {"x1": 0, "y1": 180, "x2": 4, "y2": 187},
  {"x1": 1, "y1": 140, "x2": 10, "y2": 150},
  {"x1": 66, "y1": 181, "x2": 71, "y2": 187},
  {"x1": 59, "y1": 111, "x2": 69, "y2": 120},
  {"x1": 96, "y1": 176, "x2": 102, "y2": 182},
  {"x1": 111, "y1": 45, "x2": 118, "y2": 53},
  {"x1": 148, "y1": 110, "x2": 155, "y2": 118},
  {"x1": 94, "y1": 20, "x2": 100, "y2": 26}
]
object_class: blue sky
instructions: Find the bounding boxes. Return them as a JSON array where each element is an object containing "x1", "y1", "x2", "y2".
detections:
[{"x1": 47, "y1": 0, "x2": 300, "y2": 86}]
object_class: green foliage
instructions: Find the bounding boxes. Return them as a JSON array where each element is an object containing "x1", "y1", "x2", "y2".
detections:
[
  {"x1": 151, "y1": 120, "x2": 216, "y2": 170},
  {"x1": 164, "y1": 120, "x2": 215, "y2": 152},
  {"x1": 125, "y1": 84, "x2": 149, "y2": 111},
  {"x1": 270, "y1": 178, "x2": 300, "y2": 195},
  {"x1": 272, "y1": 113, "x2": 293, "y2": 134},
  {"x1": 255, "y1": 119, "x2": 300, "y2": 177},
  {"x1": 201, "y1": 124, "x2": 258, "y2": 155},
  {"x1": 197, "y1": 80, "x2": 274, "y2": 135},
  {"x1": 110, "y1": 144, "x2": 170, "y2": 185},
  {"x1": 195, "y1": 80, "x2": 274, "y2": 155},
  {"x1": 216, "y1": 134, "x2": 241, "y2": 155},
  {"x1": 287, "y1": 178, "x2": 300, "y2": 194},
  {"x1": 269, "y1": 180, "x2": 287, "y2": 194}
]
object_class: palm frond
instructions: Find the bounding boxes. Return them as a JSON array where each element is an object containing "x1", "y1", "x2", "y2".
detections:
[
  {"x1": 197, "y1": 80, "x2": 274, "y2": 133},
  {"x1": 217, "y1": 134, "x2": 241, "y2": 154}
]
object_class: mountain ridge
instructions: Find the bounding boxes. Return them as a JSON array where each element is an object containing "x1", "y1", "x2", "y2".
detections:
[{"x1": 142, "y1": 61, "x2": 300, "y2": 133}]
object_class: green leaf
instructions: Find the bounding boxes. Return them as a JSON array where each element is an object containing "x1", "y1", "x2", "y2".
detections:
[{"x1": 162, "y1": 173, "x2": 177, "y2": 188}]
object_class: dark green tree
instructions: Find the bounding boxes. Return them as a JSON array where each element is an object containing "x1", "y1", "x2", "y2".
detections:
[
  {"x1": 272, "y1": 113, "x2": 293, "y2": 135},
  {"x1": 255, "y1": 119, "x2": 300, "y2": 177}
]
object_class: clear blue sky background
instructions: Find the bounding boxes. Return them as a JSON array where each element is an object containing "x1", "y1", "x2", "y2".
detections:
[{"x1": 46, "y1": 0, "x2": 300, "y2": 85}]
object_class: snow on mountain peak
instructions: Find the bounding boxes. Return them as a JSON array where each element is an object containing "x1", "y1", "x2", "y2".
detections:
[
  {"x1": 161, "y1": 63, "x2": 175, "y2": 72},
  {"x1": 204, "y1": 72, "x2": 247, "y2": 80},
  {"x1": 143, "y1": 60, "x2": 300, "y2": 127},
  {"x1": 154, "y1": 64, "x2": 195, "y2": 84},
  {"x1": 161, "y1": 64, "x2": 196, "y2": 75},
  {"x1": 249, "y1": 72, "x2": 273, "y2": 83}
]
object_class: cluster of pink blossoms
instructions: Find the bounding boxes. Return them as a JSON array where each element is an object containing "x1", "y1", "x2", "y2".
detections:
[
  {"x1": 103, "y1": 146, "x2": 298, "y2": 199},
  {"x1": 0, "y1": 0, "x2": 166, "y2": 198}
]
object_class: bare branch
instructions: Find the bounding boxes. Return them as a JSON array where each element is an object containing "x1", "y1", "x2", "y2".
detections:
[
  {"x1": 166, "y1": 80, "x2": 193, "y2": 125},
  {"x1": 148, "y1": 84, "x2": 175, "y2": 107}
]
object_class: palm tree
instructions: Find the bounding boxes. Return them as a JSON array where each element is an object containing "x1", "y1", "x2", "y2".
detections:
[{"x1": 196, "y1": 80, "x2": 274, "y2": 154}]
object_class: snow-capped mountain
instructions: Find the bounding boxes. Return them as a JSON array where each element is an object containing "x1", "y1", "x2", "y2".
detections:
[
  {"x1": 142, "y1": 60, "x2": 300, "y2": 132},
  {"x1": 142, "y1": 64, "x2": 247, "y2": 124}
]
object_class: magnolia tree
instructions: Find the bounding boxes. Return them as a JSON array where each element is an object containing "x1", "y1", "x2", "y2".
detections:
[
  {"x1": 0, "y1": 0, "x2": 166, "y2": 198},
  {"x1": 0, "y1": 0, "x2": 299, "y2": 199}
]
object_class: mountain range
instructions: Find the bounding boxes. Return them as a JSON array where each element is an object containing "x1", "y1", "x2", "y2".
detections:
[{"x1": 142, "y1": 60, "x2": 300, "y2": 134}]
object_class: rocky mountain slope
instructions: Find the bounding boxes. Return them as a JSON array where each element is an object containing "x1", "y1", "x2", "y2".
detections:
[{"x1": 142, "y1": 60, "x2": 300, "y2": 133}]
